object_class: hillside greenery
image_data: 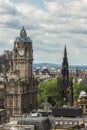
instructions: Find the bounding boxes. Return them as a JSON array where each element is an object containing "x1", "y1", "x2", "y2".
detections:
[{"x1": 38, "y1": 77, "x2": 87, "y2": 107}]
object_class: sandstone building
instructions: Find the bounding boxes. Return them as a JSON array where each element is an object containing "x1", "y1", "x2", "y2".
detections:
[
  {"x1": 4, "y1": 27, "x2": 38, "y2": 120},
  {"x1": 77, "y1": 91, "x2": 87, "y2": 115}
]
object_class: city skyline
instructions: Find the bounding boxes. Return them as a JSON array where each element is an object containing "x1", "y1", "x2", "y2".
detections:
[{"x1": 0, "y1": 0, "x2": 87, "y2": 65}]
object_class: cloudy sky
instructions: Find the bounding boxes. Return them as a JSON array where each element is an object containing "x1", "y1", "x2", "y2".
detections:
[{"x1": 0, "y1": 0, "x2": 87, "y2": 65}]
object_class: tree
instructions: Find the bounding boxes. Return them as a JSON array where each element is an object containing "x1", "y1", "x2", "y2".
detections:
[
  {"x1": 38, "y1": 78, "x2": 61, "y2": 107},
  {"x1": 74, "y1": 82, "x2": 87, "y2": 102},
  {"x1": 38, "y1": 77, "x2": 87, "y2": 107}
]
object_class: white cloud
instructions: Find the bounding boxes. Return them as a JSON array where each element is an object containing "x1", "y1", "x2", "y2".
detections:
[{"x1": 0, "y1": 0, "x2": 87, "y2": 65}]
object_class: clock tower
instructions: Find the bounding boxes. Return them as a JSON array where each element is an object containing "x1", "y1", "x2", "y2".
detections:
[
  {"x1": 13, "y1": 26, "x2": 33, "y2": 80},
  {"x1": 4, "y1": 27, "x2": 38, "y2": 120}
]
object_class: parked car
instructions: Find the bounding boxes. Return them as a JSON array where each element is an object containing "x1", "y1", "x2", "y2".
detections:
[{"x1": 30, "y1": 110, "x2": 42, "y2": 117}]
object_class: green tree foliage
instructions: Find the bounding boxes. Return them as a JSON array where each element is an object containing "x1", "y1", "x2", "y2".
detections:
[
  {"x1": 38, "y1": 78, "x2": 61, "y2": 107},
  {"x1": 38, "y1": 77, "x2": 87, "y2": 107},
  {"x1": 74, "y1": 82, "x2": 87, "y2": 101}
]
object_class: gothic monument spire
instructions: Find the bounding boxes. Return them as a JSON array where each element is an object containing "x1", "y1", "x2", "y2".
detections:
[
  {"x1": 59, "y1": 46, "x2": 73, "y2": 106},
  {"x1": 62, "y1": 45, "x2": 69, "y2": 81}
]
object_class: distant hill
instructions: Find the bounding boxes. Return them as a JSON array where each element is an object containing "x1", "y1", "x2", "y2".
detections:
[
  {"x1": 33, "y1": 63, "x2": 60, "y2": 70},
  {"x1": 33, "y1": 63, "x2": 87, "y2": 70}
]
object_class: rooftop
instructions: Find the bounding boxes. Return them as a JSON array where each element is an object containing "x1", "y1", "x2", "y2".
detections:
[{"x1": 15, "y1": 27, "x2": 31, "y2": 43}]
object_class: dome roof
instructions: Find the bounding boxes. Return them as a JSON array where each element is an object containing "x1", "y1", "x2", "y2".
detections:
[
  {"x1": 15, "y1": 27, "x2": 31, "y2": 43},
  {"x1": 79, "y1": 91, "x2": 87, "y2": 97}
]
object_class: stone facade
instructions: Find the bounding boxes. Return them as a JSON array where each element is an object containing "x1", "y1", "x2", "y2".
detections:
[
  {"x1": 13, "y1": 27, "x2": 33, "y2": 80},
  {"x1": 0, "y1": 85, "x2": 4, "y2": 109},
  {"x1": 77, "y1": 91, "x2": 87, "y2": 115},
  {"x1": 4, "y1": 27, "x2": 38, "y2": 120},
  {"x1": 0, "y1": 109, "x2": 6, "y2": 125},
  {"x1": 2, "y1": 124, "x2": 35, "y2": 130}
]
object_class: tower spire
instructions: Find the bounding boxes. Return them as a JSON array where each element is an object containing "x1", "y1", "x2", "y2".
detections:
[
  {"x1": 64, "y1": 45, "x2": 67, "y2": 57},
  {"x1": 59, "y1": 46, "x2": 73, "y2": 106},
  {"x1": 62, "y1": 45, "x2": 69, "y2": 77}
]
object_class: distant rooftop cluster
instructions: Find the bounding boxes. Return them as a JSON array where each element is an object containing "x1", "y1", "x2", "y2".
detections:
[{"x1": 33, "y1": 65, "x2": 57, "y2": 79}]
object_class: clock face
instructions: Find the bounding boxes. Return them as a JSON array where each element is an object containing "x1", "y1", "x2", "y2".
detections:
[{"x1": 18, "y1": 49, "x2": 24, "y2": 56}]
